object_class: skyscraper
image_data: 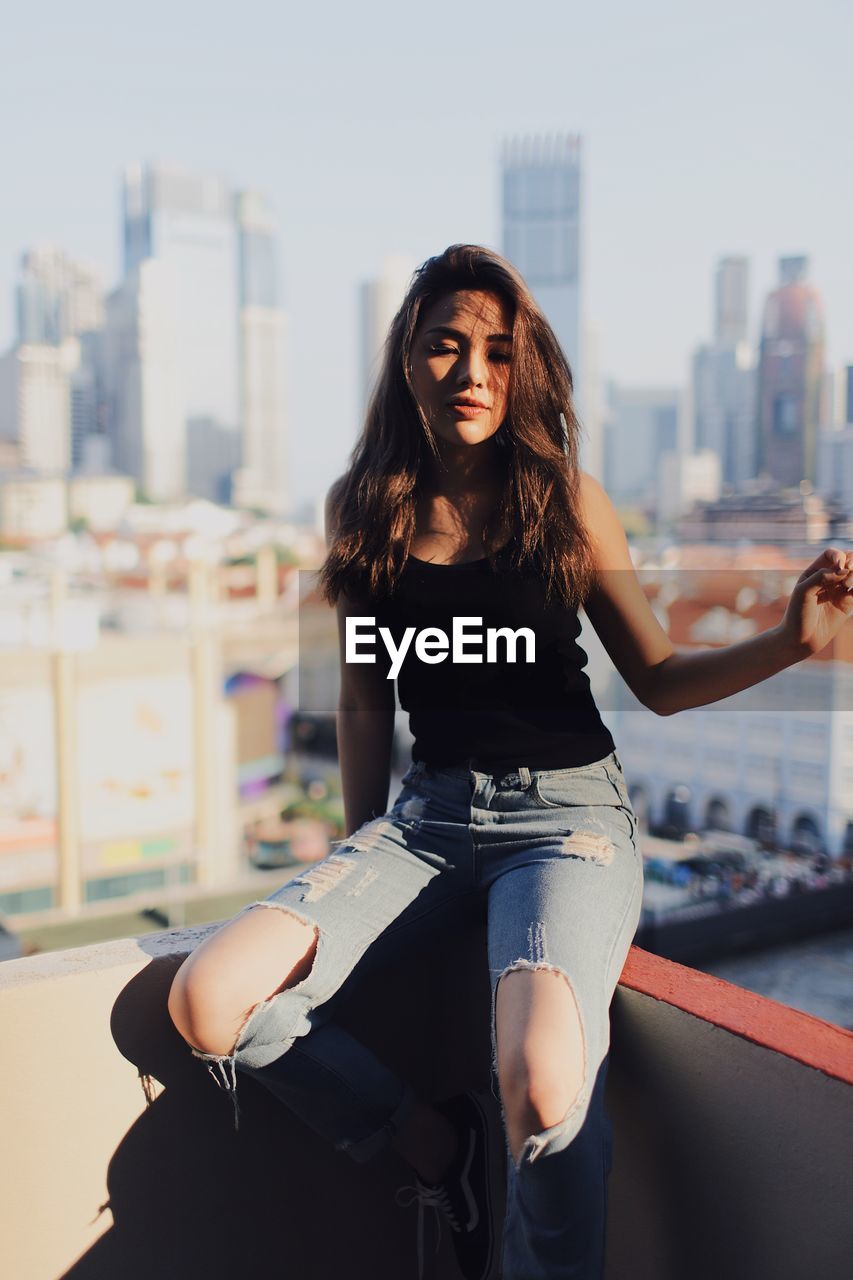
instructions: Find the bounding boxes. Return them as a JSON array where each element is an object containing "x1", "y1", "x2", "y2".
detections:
[
  {"x1": 691, "y1": 256, "x2": 756, "y2": 489},
  {"x1": 233, "y1": 190, "x2": 289, "y2": 515},
  {"x1": 70, "y1": 334, "x2": 100, "y2": 469},
  {"x1": 603, "y1": 382, "x2": 683, "y2": 503},
  {"x1": 118, "y1": 163, "x2": 288, "y2": 508},
  {"x1": 843, "y1": 364, "x2": 853, "y2": 427},
  {"x1": 359, "y1": 253, "x2": 416, "y2": 419},
  {"x1": 714, "y1": 256, "x2": 749, "y2": 346},
  {"x1": 16, "y1": 246, "x2": 104, "y2": 347},
  {"x1": 122, "y1": 163, "x2": 241, "y2": 501},
  {"x1": 755, "y1": 256, "x2": 826, "y2": 488},
  {"x1": 102, "y1": 258, "x2": 185, "y2": 502},
  {"x1": 7, "y1": 247, "x2": 106, "y2": 471},
  {"x1": 0, "y1": 342, "x2": 78, "y2": 472},
  {"x1": 501, "y1": 133, "x2": 599, "y2": 470}
]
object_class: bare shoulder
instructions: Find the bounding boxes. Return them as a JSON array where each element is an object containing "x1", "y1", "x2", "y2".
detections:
[{"x1": 577, "y1": 470, "x2": 634, "y2": 572}]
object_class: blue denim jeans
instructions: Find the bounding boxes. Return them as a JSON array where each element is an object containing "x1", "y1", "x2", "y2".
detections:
[{"x1": 190, "y1": 748, "x2": 643, "y2": 1280}]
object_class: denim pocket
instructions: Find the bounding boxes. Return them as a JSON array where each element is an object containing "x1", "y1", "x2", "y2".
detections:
[
  {"x1": 604, "y1": 764, "x2": 640, "y2": 848},
  {"x1": 529, "y1": 776, "x2": 574, "y2": 809},
  {"x1": 529, "y1": 761, "x2": 640, "y2": 849},
  {"x1": 605, "y1": 765, "x2": 632, "y2": 812},
  {"x1": 528, "y1": 761, "x2": 617, "y2": 810}
]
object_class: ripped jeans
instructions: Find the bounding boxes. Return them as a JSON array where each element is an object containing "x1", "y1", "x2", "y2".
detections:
[{"x1": 189, "y1": 748, "x2": 644, "y2": 1280}]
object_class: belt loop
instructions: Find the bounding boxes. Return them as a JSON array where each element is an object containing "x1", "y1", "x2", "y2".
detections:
[{"x1": 518, "y1": 765, "x2": 531, "y2": 788}]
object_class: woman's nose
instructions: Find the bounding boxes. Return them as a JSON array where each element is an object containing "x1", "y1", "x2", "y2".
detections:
[{"x1": 457, "y1": 352, "x2": 486, "y2": 387}]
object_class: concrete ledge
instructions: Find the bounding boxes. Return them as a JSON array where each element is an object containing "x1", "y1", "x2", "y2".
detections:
[{"x1": 2, "y1": 920, "x2": 852, "y2": 1279}]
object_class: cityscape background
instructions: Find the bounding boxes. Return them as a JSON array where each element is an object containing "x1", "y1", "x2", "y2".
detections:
[
  {"x1": 2, "y1": 0, "x2": 852, "y2": 504},
  {"x1": 0, "y1": 0, "x2": 852, "y2": 1033}
]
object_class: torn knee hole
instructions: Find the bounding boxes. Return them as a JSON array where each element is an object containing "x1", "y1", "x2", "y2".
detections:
[
  {"x1": 245, "y1": 902, "x2": 321, "y2": 995},
  {"x1": 526, "y1": 1074, "x2": 589, "y2": 1137},
  {"x1": 491, "y1": 960, "x2": 589, "y2": 1124},
  {"x1": 274, "y1": 929, "x2": 320, "y2": 995}
]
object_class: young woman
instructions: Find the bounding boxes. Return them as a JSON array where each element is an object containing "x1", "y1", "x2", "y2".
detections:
[{"x1": 167, "y1": 244, "x2": 853, "y2": 1280}]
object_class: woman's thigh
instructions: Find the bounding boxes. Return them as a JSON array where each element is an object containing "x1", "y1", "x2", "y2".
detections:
[
  {"x1": 485, "y1": 760, "x2": 644, "y2": 1113},
  {"x1": 184, "y1": 775, "x2": 479, "y2": 1073}
]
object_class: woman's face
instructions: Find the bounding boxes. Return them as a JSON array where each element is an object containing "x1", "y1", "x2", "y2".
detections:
[{"x1": 409, "y1": 289, "x2": 513, "y2": 447}]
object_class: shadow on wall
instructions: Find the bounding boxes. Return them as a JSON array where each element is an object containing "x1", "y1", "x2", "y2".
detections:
[{"x1": 62, "y1": 908, "x2": 513, "y2": 1279}]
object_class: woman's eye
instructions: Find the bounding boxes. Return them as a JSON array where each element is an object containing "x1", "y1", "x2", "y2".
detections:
[{"x1": 428, "y1": 345, "x2": 510, "y2": 362}]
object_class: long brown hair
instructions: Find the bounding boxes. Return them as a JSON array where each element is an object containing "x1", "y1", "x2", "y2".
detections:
[{"x1": 319, "y1": 243, "x2": 596, "y2": 610}]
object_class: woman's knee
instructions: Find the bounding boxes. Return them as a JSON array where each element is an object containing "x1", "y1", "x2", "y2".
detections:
[
  {"x1": 167, "y1": 904, "x2": 321, "y2": 1058},
  {"x1": 502, "y1": 1062, "x2": 587, "y2": 1137},
  {"x1": 167, "y1": 962, "x2": 211, "y2": 1053},
  {"x1": 495, "y1": 965, "x2": 588, "y2": 1133}
]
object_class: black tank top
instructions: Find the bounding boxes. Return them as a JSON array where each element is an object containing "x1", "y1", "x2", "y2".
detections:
[{"x1": 364, "y1": 539, "x2": 615, "y2": 769}]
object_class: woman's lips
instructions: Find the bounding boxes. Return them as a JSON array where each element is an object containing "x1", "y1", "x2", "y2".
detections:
[{"x1": 448, "y1": 404, "x2": 488, "y2": 418}]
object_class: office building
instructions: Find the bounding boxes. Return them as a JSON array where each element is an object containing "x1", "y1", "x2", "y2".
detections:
[
  {"x1": 603, "y1": 383, "x2": 683, "y2": 505},
  {"x1": 16, "y1": 246, "x2": 104, "y2": 347},
  {"x1": 755, "y1": 256, "x2": 826, "y2": 488},
  {"x1": 0, "y1": 341, "x2": 78, "y2": 473},
  {"x1": 102, "y1": 258, "x2": 185, "y2": 502},
  {"x1": 501, "y1": 133, "x2": 601, "y2": 472},
  {"x1": 122, "y1": 163, "x2": 241, "y2": 501},
  {"x1": 232, "y1": 190, "x2": 289, "y2": 515},
  {"x1": 120, "y1": 164, "x2": 288, "y2": 509},
  {"x1": 817, "y1": 426, "x2": 853, "y2": 513},
  {"x1": 359, "y1": 253, "x2": 416, "y2": 419},
  {"x1": 691, "y1": 257, "x2": 756, "y2": 489},
  {"x1": 714, "y1": 255, "x2": 749, "y2": 346},
  {"x1": 658, "y1": 450, "x2": 722, "y2": 526}
]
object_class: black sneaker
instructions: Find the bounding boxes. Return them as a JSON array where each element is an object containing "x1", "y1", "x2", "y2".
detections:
[{"x1": 394, "y1": 1089, "x2": 496, "y2": 1280}]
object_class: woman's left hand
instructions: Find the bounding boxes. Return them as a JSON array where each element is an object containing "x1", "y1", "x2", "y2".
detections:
[{"x1": 778, "y1": 546, "x2": 853, "y2": 657}]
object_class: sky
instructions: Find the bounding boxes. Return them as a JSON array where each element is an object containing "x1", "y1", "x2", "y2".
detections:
[{"x1": 2, "y1": 0, "x2": 851, "y2": 510}]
